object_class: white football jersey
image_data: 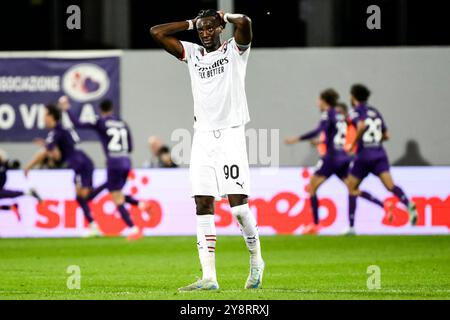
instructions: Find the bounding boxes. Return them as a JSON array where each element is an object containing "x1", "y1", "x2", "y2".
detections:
[{"x1": 180, "y1": 38, "x2": 251, "y2": 131}]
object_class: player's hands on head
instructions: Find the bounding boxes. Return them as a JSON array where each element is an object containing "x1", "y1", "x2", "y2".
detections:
[
  {"x1": 217, "y1": 10, "x2": 225, "y2": 21},
  {"x1": 58, "y1": 95, "x2": 71, "y2": 111},
  {"x1": 217, "y1": 10, "x2": 226, "y2": 28},
  {"x1": 191, "y1": 15, "x2": 200, "y2": 29}
]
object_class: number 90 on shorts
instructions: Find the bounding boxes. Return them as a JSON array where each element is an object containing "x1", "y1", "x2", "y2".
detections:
[{"x1": 189, "y1": 126, "x2": 250, "y2": 200}]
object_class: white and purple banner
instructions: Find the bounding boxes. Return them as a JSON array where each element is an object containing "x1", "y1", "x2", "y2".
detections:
[
  {"x1": 0, "y1": 167, "x2": 449, "y2": 238},
  {"x1": 0, "y1": 51, "x2": 121, "y2": 141}
]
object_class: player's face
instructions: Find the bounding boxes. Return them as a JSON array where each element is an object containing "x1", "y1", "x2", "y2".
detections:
[
  {"x1": 197, "y1": 17, "x2": 223, "y2": 50},
  {"x1": 44, "y1": 111, "x2": 56, "y2": 129},
  {"x1": 317, "y1": 98, "x2": 327, "y2": 111},
  {"x1": 336, "y1": 106, "x2": 347, "y2": 117},
  {"x1": 350, "y1": 95, "x2": 357, "y2": 108}
]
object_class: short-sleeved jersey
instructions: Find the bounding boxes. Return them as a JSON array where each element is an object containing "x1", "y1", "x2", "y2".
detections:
[
  {"x1": 45, "y1": 123, "x2": 87, "y2": 168},
  {"x1": 350, "y1": 104, "x2": 387, "y2": 157},
  {"x1": 67, "y1": 111, "x2": 133, "y2": 169},
  {"x1": 95, "y1": 116, "x2": 133, "y2": 168},
  {"x1": 46, "y1": 124, "x2": 77, "y2": 161},
  {"x1": 180, "y1": 38, "x2": 251, "y2": 131},
  {"x1": 300, "y1": 108, "x2": 349, "y2": 157}
]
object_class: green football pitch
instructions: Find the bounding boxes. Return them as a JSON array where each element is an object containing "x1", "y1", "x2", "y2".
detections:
[{"x1": 0, "y1": 235, "x2": 449, "y2": 300}]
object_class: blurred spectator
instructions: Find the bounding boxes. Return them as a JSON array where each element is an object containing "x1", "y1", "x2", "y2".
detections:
[
  {"x1": 393, "y1": 140, "x2": 431, "y2": 166},
  {"x1": 144, "y1": 136, "x2": 178, "y2": 168},
  {"x1": 158, "y1": 146, "x2": 178, "y2": 168}
]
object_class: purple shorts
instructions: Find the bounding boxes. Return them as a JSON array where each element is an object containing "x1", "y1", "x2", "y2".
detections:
[
  {"x1": 70, "y1": 152, "x2": 94, "y2": 188},
  {"x1": 350, "y1": 152, "x2": 390, "y2": 180},
  {"x1": 106, "y1": 167, "x2": 130, "y2": 191},
  {"x1": 314, "y1": 155, "x2": 351, "y2": 179}
]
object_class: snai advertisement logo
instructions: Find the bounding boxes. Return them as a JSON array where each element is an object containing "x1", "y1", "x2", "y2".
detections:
[{"x1": 0, "y1": 168, "x2": 448, "y2": 237}]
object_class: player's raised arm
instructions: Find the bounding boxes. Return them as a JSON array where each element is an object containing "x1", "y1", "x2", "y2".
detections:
[
  {"x1": 285, "y1": 117, "x2": 328, "y2": 145},
  {"x1": 24, "y1": 149, "x2": 47, "y2": 177},
  {"x1": 220, "y1": 11, "x2": 252, "y2": 46},
  {"x1": 150, "y1": 20, "x2": 195, "y2": 59},
  {"x1": 58, "y1": 96, "x2": 97, "y2": 130}
]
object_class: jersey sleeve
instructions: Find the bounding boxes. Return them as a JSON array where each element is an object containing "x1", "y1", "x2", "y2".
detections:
[
  {"x1": 45, "y1": 131, "x2": 58, "y2": 151},
  {"x1": 229, "y1": 38, "x2": 251, "y2": 62},
  {"x1": 96, "y1": 117, "x2": 107, "y2": 133},
  {"x1": 378, "y1": 111, "x2": 388, "y2": 133},
  {"x1": 180, "y1": 41, "x2": 196, "y2": 63},
  {"x1": 349, "y1": 109, "x2": 363, "y2": 126}
]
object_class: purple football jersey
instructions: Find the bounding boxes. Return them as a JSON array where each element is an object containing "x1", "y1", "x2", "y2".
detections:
[
  {"x1": 67, "y1": 112, "x2": 133, "y2": 169},
  {"x1": 300, "y1": 108, "x2": 348, "y2": 157},
  {"x1": 45, "y1": 124, "x2": 89, "y2": 168},
  {"x1": 350, "y1": 104, "x2": 387, "y2": 158}
]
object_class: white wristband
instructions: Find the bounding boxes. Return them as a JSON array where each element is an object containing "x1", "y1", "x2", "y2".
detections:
[
  {"x1": 223, "y1": 13, "x2": 243, "y2": 23},
  {"x1": 223, "y1": 13, "x2": 230, "y2": 23},
  {"x1": 186, "y1": 19, "x2": 194, "y2": 30}
]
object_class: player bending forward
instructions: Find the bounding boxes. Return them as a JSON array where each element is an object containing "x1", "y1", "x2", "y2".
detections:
[
  {"x1": 24, "y1": 105, "x2": 104, "y2": 236},
  {"x1": 345, "y1": 84, "x2": 418, "y2": 234},
  {"x1": 151, "y1": 9, "x2": 264, "y2": 290}
]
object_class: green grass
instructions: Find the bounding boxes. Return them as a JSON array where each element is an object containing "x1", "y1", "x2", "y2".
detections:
[{"x1": 0, "y1": 235, "x2": 449, "y2": 300}]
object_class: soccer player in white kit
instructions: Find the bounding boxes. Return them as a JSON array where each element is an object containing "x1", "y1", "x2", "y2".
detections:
[{"x1": 151, "y1": 9, "x2": 264, "y2": 291}]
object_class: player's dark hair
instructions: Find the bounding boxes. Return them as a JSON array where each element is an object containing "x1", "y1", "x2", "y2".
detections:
[
  {"x1": 351, "y1": 84, "x2": 371, "y2": 102},
  {"x1": 320, "y1": 88, "x2": 339, "y2": 106},
  {"x1": 100, "y1": 99, "x2": 114, "y2": 113},
  {"x1": 197, "y1": 9, "x2": 226, "y2": 28},
  {"x1": 45, "y1": 104, "x2": 61, "y2": 122},
  {"x1": 336, "y1": 102, "x2": 348, "y2": 113}
]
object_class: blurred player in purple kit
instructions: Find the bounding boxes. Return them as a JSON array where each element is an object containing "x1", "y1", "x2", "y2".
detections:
[
  {"x1": 59, "y1": 96, "x2": 150, "y2": 241},
  {"x1": 24, "y1": 104, "x2": 104, "y2": 236},
  {"x1": 0, "y1": 150, "x2": 41, "y2": 220},
  {"x1": 285, "y1": 89, "x2": 388, "y2": 235},
  {"x1": 345, "y1": 84, "x2": 418, "y2": 235}
]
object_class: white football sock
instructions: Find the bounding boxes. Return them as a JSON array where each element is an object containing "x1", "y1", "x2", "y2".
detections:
[
  {"x1": 196, "y1": 214, "x2": 217, "y2": 281},
  {"x1": 231, "y1": 203, "x2": 263, "y2": 265}
]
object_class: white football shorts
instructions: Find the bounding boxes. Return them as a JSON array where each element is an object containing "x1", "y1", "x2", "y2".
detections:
[{"x1": 189, "y1": 125, "x2": 250, "y2": 200}]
